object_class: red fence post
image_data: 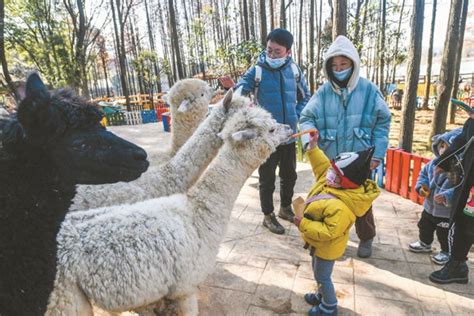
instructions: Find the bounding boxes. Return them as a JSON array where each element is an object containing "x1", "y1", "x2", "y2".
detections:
[
  {"x1": 400, "y1": 152, "x2": 411, "y2": 198},
  {"x1": 385, "y1": 148, "x2": 395, "y2": 192},
  {"x1": 391, "y1": 149, "x2": 404, "y2": 194},
  {"x1": 410, "y1": 156, "x2": 423, "y2": 203}
]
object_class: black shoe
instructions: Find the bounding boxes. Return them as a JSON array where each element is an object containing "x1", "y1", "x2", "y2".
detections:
[
  {"x1": 429, "y1": 259, "x2": 469, "y2": 284},
  {"x1": 263, "y1": 213, "x2": 285, "y2": 234},
  {"x1": 278, "y1": 205, "x2": 295, "y2": 222}
]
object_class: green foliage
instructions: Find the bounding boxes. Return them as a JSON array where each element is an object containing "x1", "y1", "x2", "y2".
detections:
[
  {"x1": 132, "y1": 50, "x2": 159, "y2": 92},
  {"x1": 215, "y1": 40, "x2": 263, "y2": 75}
]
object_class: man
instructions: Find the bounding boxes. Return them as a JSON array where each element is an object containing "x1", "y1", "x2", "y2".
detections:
[
  {"x1": 299, "y1": 35, "x2": 391, "y2": 257},
  {"x1": 236, "y1": 28, "x2": 311, "y2": 234}
]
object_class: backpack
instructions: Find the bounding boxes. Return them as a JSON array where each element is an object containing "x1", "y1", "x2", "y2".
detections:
[{"x1": 253, "y1": 63, "x2": 305, "y2": 105}]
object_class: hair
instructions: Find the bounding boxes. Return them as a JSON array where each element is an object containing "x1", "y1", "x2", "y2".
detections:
[{"x1": 266, "y1": 28, "x2": 293, "y2": 50}]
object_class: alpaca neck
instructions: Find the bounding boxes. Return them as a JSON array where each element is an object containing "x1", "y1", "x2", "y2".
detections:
[
  {"x1": 188, "y1": 145, "x2": 258, "y2": 241},
  {"x1": 170, "y1": 113, "x2": 206, "y2": 154}
]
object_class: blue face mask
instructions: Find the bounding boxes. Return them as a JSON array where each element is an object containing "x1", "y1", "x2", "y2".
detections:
[
  {"x1": 333, "y1": 67, "x2": 353, "y2": 81},
  {"x1": 266, "y1": 55, "x2": 287, "y2": 69}
]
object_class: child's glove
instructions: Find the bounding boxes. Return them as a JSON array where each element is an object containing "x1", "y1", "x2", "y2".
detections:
[{"x1": 419, "y1": 184, "x2": 430, "y2": 197}]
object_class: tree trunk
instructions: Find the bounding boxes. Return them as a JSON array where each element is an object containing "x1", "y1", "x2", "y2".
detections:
[
  {"x1": 422, "y1": 0, "x2": 437, "y2": 110},
  {"x1": 309, "y1": 0, "x2": 315, "y2": 93},
  {"x1": 248, "y1": 0, "x2": 255, "y2": 39},
  {"x1": 259, "y1": 0, "x2": 267, "y2": 46},
  {"x1": 352, "y1": 0, "x2": 365, "y2": 49},
  {"x1": 168, "y1": 0, "x2": 185, "y2": 79},
  {"x1": 378, "y1": 0, "x2": 386, "y2": 95},
  {"x1": 280, "y1": 0, "x2": 286, "y2": 29},
  {"x1": 448, "y1": 0, "x2": 468, "y2": 123},
  {"x1": 315, "y1": 0, "x2": 323, "y2": 88},
  {"x1": 430, "y1": 0, "x2": 463, "y2": 140},
  {"x1": 332, "y1": 0, "x2": 346, "y2": 39},
  {"x1": 0, "y1": 0, "x2": 18, "y2": 101},
  {"x1": 297, "y1": 0, "x2": 303, "y2": 65},
  {"x1": 144, "y1": 0, "x2": 162, "y2": 92},
  {"x1": 399, "y1": 0, "x2": 425, "y2": 152},
  {"x1": 270, "y1": 0, "x2": 275, "y2": 30}
]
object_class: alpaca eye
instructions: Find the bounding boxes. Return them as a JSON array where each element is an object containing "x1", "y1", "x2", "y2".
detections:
[
  {"x1": 201, "y1": 93, "x2": 204, "y2": 97},
  {"x1": 269, "y1": 128, "x2": 275, "y2": 133}
]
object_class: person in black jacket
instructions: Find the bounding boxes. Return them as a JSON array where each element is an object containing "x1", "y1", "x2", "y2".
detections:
[{"x1": 429, "y1": 110, "x2": 473, "y2": 284}]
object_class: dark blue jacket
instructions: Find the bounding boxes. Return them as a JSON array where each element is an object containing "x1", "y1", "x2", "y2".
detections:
[{"x1": 236, "y1": 53, "x2": 311, "y2": 142}]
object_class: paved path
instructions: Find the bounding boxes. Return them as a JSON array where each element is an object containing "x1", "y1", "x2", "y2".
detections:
[{"x1": 106, "y1": 123, "x2": 473, "y2": 316}]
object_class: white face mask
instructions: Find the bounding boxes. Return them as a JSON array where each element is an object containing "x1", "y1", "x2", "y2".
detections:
[
  {"x1": 266, "y1": 55, "x2": 287, "y2": 69},
  {"x1": 326, "y1": 168, "x2": 342, "y2": 188}
]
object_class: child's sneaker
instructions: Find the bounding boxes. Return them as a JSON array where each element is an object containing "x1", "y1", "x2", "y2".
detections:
[
  {"x1": 308, "y1": 302, "x2": 338, "y2": 316},
  {"x1": 304, "y1": 292, "x2": 322, "y2": 305},
  {"x1": 409, "y1": 240, "x2": 432, "y2": 253},
  {"x1": 432, "y1": 251, "x2": 450, "y2": 265}
]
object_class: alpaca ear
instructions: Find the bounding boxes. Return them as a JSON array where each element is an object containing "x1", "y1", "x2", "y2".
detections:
[
  {"x1": 222, "y1": 88, "x2": 233, "y2": 111},
  {"x1": 177, "y1": 99, "x2": 190, "y2": 112},
  {"x1": 231, "y1": 129, "x2": 256, "y2": 142}
]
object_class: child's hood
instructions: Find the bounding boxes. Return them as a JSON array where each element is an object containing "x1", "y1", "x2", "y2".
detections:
[
  {"x1": 326, "y1": 179, "x2": 381, "y2": 217},
  {"x1": 431, "y1": 128, "x2": 462, "y2": 157}
]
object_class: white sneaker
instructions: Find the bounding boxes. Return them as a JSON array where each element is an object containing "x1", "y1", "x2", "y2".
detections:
[
  {"x1": 409, "y1": 240, "x2": 432, "y2": 253},
  {"x1": 432, "y1": 251, "x2": 450, "y2": 265}
]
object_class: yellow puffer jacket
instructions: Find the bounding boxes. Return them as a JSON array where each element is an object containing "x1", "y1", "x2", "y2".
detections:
[{"x1": 298, "y1": 147, "x2": 381, "y2": 260}]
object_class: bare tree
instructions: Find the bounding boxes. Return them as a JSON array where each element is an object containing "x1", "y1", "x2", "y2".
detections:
[
  {"x1": 421, "y1": 0, "x2": 437, "y2": 110},
  {"x1": 259, "y1": 0, "x2": 267, "y2": 45},
  {"x1": 269, "y1": 0, "x2": 275, "y2": 30},
  {"x1": 309, "y1": 0, "x2": 315, "y2": 92},
  {"x1": 391, "y1": 0, "x2": 406, "y2": 84},
  {"x1": 168, "y1": 0, "x2": 185, "y2": 80},
  {"x1": 430, "y1": 0, "x2": 463, "y2": 140},
  {"x1": 315, "y1": 0, "x2": 323, "y2": 87},
  {"x1": 280, "y1": 0, "x2": 286, "y2": 28},
  {"x1": 399, "y1": 0, "x2": 425, "y2": 152},
  {"x1": 0, "y1": 0, "x2": 18, "y2": 101},
  {"x1": 297, "y1": 0, "x2": 303, "y2": 65},
  {"x1": 352, "y1": 0, "x2": 365, "y2": 50},
  {"x1": 144, "y1": 0, "x2": 161, "y2": 93},
  {"x1": 449, "y1": 0, "x2": 469, "y2": 123},
  {"x1": 332, "y1": 0, "x2": 347, "y2": 39},
  {"x1": 378, "y1": 0, "x2": 386, "y2": 95}
]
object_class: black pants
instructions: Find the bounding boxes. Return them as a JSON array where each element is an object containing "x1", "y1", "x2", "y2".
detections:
[
  {"x1": 258, "y1": 143, "x2": 297, "y2": 215},
  {"x1": 355, "y1": 206, "x2": 376, "y2": 242},
  {"x1": 449, "y1": 213, "x2": 474, "y2": 261},
  {"x1": 418, "y1": 210, "x2": 450, "y2": 252}
]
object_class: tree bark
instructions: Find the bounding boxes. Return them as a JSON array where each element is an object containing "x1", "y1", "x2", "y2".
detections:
[
  {"x1": 259, "y1": 0, "x2": 267, "y2": 45},
  {"x1": 168, "y1": 0, "x2": 184, "y2": 79},
  {"x1": 144, "y1": 0, "x2": 161, "y2": 92},
  {"x1": 0, "y1": 0, "x2": 18, "y2": 101},
  {"x1": 309, "y1": 0, "x2": 315, "y2": 93},
  {"x1": 332, "y1": 0, "x2": 346, "y2": 39},
  {"x1": 430, "y1": 0, "x2": 463, "y2": 140},
  {"x1": 448, "y1": 0, "x2": 468, "y2": 123},
  {"x1": 399, "y1": 0, "x2": 425, "y2": 152},
  {"x1": 378, "y1": 0, "x2": 386, "y2": 95},
  {"x1": 421, "y1": 0, "x2": 436, "y2": 110},
  {"x1": 315, "y1": 0, "x2": 323, "y2": 88},
  {"x1": 391, "y1": 0, "x2": 406, "y2": 84},
  {"x1": 297, "y1": 0, "x2": 303, "y2": 65},
  {"x1": 280, "y1": 0, "x2": 286, "y2": 28}
]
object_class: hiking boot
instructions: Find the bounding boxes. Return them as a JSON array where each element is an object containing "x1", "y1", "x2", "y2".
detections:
[
  {"x1": 278, "y1": 205, "x2": 295, "y2": 222},
  {"x1": 304, "y1": 292, "x2": 322, "y2": 306},
  {"x1": 429, "y1": 259, "x2": 469, "y2": 284},
  {"x1": 357, "y1": 238, "x2": 374, "y2": 258},
  {"x1": 431, "y1": 251, "x2": 450, "y2": 265},
  {"x1": 409, "y1": 240, "x2": 432, "y2": 253},
  {"x1": 263, "y1": 213, "x2": 285, "y2": 234}
]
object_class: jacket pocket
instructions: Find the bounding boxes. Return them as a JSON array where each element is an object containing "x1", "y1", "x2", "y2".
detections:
[
  {"x1": 353, "y1": 127, "x2": 372, "y2": 149},
  {"x1": 319, "y1": 129, "x2": 337, "y2": 153}
]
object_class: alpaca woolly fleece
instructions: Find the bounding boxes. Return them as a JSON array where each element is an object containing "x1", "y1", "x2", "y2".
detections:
[
  {"x1": 72, "y1": 78, "x2": 213, "y2": 211},
  {"x1": 46, "y1": 103, "x2": 293, "y2": 316},
  {"x1": 70, "y1": 90, "x2": 248, "y2": 211}
]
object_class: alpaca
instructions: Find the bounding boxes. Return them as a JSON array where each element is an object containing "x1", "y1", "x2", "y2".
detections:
[
  {"x1": 0, "y1": 73, "x2": 149, "y2": 316},
  {"x1": 46, "y1": 105, "x2": 293, "y2": 316},
  {"x1": 69, "y1": 90, "x2": 249, "y2": 211},
  {"x1": 72, "y1": 78, "x2": 213, "y2": 211}
]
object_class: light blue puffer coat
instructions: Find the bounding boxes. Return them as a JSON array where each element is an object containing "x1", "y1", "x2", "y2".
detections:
[
  {"x1": 299, "y1": 36, "x2": 391, "y2": 160},
  {"x1": 236, "y1": 52, "x2": 311, "y2": 142}
]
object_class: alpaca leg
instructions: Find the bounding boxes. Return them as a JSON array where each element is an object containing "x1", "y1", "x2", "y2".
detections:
[{"x1": 46, "y1": 277, "x2": 93, "y2": 316}]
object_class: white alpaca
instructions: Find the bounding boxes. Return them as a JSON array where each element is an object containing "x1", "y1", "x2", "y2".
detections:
[
  {"x1": 72, "y1": 79, "x2": 214, "y2": 211},
  {"x1": 67, "y1": 90, "x2": 248, "y2": 220},
  {"x1": 46, "y1": 106, "x2": 293, "y2": 316}
]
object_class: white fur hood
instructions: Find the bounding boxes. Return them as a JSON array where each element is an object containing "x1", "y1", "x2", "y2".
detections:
[{"x1": 322, "y1": 35, "x2": 361, "y2": 94}]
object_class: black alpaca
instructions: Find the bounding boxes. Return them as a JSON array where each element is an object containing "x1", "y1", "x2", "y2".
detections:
[{"x1": 0, "y1": 74, "x2": 149, "y2": 316}]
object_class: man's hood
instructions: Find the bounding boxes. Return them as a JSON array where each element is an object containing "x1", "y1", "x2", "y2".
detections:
[{"x1": 322, "y1": 35, "x2": 361, "y2": 94}]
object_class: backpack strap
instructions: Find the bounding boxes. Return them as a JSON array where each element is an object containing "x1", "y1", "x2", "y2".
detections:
[
  {"x1": 253, "y1": 65, "x2": 262, "y2": 106},
  {"x1": 291, "y1": 62, "x2": 301, "y2": 82}
]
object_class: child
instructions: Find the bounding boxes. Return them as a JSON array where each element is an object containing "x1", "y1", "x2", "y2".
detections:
[
  {"x1": 409, "y1": 128, "x2": 462, "y2": 265},
  {"x1": 294, "y1": 132, "x2": 380, "y2": 316}
]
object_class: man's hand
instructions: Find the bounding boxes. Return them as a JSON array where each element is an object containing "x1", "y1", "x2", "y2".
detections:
[{"x1": 370, "y1": 159, "x2": 381, "y2": 170}]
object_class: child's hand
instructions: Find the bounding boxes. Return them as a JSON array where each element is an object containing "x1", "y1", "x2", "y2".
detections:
[
  {"x1": 294, "y1": 216, "x2": 302, "y2": 227},
  {"x1": 434, "y1": 194, "x2": 446, "y2": 205},
  {"x1": 419, "y1": 185, "x2": 430, "y2": 197},
  {"x1": 307, "y1": 130, "x2": 319, "y2": 150}
]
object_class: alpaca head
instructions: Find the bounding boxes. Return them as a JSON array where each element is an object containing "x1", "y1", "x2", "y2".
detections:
[
  {"x1": 218, "y1": 88, "x2": 251, "y2": 115},
  {"x1": 218, "y1": 106, "x2": 293, "y2": 170},
  {"x1": 166, "y1": 78, "x2": 213, "y2": 120},
  {"x1": 2, "y1": 73, "x2": 149, "y2": 184}
]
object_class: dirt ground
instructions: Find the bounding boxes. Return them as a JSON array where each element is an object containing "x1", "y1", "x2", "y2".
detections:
[{"x1": 388, "y1": 108, "x2": 469, "y2": 158}]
